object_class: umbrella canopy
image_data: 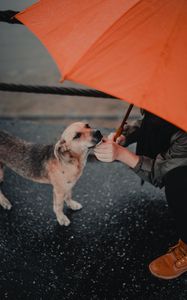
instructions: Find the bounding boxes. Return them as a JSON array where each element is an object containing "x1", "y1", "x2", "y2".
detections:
[{"x1": 16, "y1": 0, "x2": 187, "y2": 131}]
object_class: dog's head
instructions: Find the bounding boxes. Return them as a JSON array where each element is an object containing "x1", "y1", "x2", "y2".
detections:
[{"x1": 54, "y1": 122, "x2": 103, "y2": 159}]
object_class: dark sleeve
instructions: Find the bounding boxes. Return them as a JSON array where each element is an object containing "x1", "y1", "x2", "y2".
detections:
[
  {"x1": 133, "y1": 155, "x2": 156, "y2": 185},
  {"x1": 133, "y1": 131, "x2": 187, "y2": 188}
]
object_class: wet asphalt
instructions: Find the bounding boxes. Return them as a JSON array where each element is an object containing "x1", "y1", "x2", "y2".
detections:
[{"x1": 0, "y1": 120, "x2": 186, "y2": 300}]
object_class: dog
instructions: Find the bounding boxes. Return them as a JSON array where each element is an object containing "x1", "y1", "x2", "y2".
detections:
[{"x1": 0, "y1": 122, "x2": 103, "y2": 226}]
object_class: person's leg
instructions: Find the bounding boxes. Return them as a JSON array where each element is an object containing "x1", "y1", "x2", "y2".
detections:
[
  {"x1": 149, "y1": 166, "x2": 187, "y2": 279},
  {"x1": 164, "y1": 166, "x2": 187, "y2": 244}
]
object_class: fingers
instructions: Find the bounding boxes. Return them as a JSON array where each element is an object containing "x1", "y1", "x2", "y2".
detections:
[
  {"x1": 94, "y1": 152, "x2": 114, "y2": 162},
  {"x1": 95, "y1": 141, "x2": 113, "y2": 152},
  {"x1": 94, "y1": 140, "x2": 118, "y2": 162},
  {"x1": 117, "y1": 135, "x2": 126, "y2": 145},
  {"x1": 107, "y1": 132, "x2": 126, "y2": 145}
]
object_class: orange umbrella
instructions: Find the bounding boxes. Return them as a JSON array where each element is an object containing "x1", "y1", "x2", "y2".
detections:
[{"x1": 16, "y1": 0, "x2": 187, "y2": 131}]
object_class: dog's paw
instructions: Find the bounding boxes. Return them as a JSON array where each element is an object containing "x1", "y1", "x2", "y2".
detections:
[
  {"x1": 67, "y1": 200, "x2": 82, "y2": 211},
  {"x1": 0, "y1": 195, "x2": 12, "y2": 210},
  {"x1": 57, "y1": 214, "x2": 70, "y2": 226}
]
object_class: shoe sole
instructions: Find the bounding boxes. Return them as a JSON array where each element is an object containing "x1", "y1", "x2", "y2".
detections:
[{"x1": 149, "y1": 265, "x2": 187, "y2": 280}]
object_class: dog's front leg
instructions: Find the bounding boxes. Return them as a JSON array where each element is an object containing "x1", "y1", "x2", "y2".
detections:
[
  {"x1": 65, "y1": 191, "x2": 82, "y2": 211},
  {"x1": 0, "y1": 190, "x2": 12, "y2": 210},
  {"x1": 53, "y1": 188, "x2": 70, "y2": 226},
  {"x1": 0, "y1": 162, "x2": 12, "y2": 210}
]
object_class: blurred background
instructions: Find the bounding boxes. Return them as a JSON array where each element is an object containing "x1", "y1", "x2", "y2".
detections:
[{"x1": 0, "y1": 0, "x2": 140, "y2": 129}]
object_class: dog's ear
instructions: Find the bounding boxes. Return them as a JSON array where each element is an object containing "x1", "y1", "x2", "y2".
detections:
[{"x1": 54, "y1": 139, "x2": 69, "y2": 160}]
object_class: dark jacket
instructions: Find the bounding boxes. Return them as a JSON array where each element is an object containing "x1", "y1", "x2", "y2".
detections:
[{"x1": 123, "y1": 120, "x2": 187, "y2": 188}]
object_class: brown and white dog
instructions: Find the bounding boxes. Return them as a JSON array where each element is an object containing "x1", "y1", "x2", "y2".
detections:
[{"x1": 0, "y1": 122, "x2": 103, "y2": 226}]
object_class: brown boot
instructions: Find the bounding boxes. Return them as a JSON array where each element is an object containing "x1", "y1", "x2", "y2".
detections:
[{"x1": 149, "y1": 240, "x2": 187, "y2": 279}]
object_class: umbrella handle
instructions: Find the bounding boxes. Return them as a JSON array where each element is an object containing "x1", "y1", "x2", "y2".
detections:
[{"x1": 114, "y1": 104, "x2": 134, "y2": 141}]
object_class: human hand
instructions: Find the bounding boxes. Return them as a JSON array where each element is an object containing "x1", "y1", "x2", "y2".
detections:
[
  {"x1": 94, "y1": 138, "x2": 121, "y2": 162},
  {"x1": 94, "y1": 136, "x2": 139, "y2": 167},
  {"x1": 108, "y1": 132, "x2": 126, "y2": 145}
]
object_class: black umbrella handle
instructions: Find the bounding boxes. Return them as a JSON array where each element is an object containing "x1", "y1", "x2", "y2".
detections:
[{"x1": 114, "y1": 104, "x2": 134, "y2": 141}]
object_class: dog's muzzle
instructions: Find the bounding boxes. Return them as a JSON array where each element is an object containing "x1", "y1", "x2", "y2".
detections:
[{"x1": 92, "y1": 130, "x2": 103, "y2": 144}]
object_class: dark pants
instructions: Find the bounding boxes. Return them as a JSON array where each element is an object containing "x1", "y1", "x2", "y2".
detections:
[{"x1": 164, "y1": 166, "x2": 187, "y2": 244}]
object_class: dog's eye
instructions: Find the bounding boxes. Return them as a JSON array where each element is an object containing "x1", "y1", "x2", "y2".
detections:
[
  {"x1": 73, "y1": 132, "x2": 81, "y2": 139},
  {"x1": 85, "y1": 124, "x2": 90, "y2": 129}
]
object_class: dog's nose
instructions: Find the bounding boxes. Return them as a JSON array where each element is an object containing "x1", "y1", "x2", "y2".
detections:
[{"x1": 93, "y1": 130, "x2": 103, "y2": 140}]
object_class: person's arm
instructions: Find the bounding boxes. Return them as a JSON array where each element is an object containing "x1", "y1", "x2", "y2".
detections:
[
  {"x1": 94, "y1": 139, "x2": 161, "y2": 185},
  {"x1": 94, "y1": 130, "x2": 187, "y2": 188},
  {"x1": 116, "y1": 145, "x2": 140, "y2": 168},
  {"x1": 151, "y1": 131, "x2": 187, "y2": 186},
  {"x1": 127, "y1": 130, "x2": 187, "y2": 187}
]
